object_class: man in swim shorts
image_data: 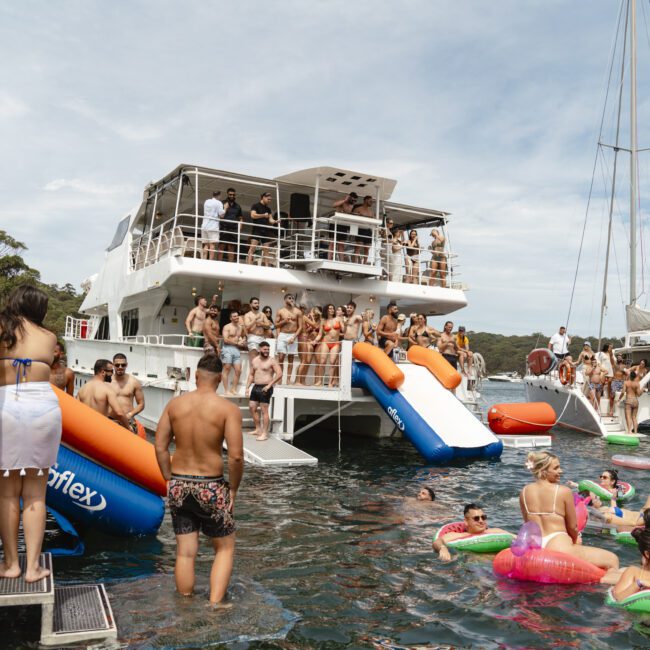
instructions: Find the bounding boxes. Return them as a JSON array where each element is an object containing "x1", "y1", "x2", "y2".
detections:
[
  {"x1": 246, "y1": 341, "x2": 282, "y2": 441},
  {"x1": 609, "y1": 354, "x2": 627, "y2": 417},
  {"x1": 275, "y1": 293, "x2": 302, "y2": 384},
  {"x1": 155, "y1": 353, "x2": 243, "y2": 606},
  {"x1": 244, "y1": 297, "x2": 272, "y2": 361},
  {"x1": 343, "y1": 301, "x2": 363, "y2": 342},
  {"x1": 49, "y1": 341, "x2": 74, "y2": 395},
  {"x1": 438, "y1": 320, "x2": 459, "y2": 370},
  {"x1": 78, "y1": 359, "x2": 131, "y2": 429},
  {"x1": 109, "y1": 353, "x2": 145, "y2": 434},
  {"x1": 185, "y1": 295, "x2": 208, "y2": 348},
  {"x1": 377, "y1": 301, "x2": 400, "y2": 356},
  {"x1": 432, "y1": 503, "x2": 510, "y2": 561},
  {"x1": 203, "y1": 305, "x2": 221, "y2": 354},
  {"x1": 221, "y1": 311, "x2": 245, "y2": 395}
]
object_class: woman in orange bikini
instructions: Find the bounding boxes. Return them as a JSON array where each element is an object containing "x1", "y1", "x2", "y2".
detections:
[
  {"x1": 519, "y1": 450, "x2": 620, "y2": 582},
  {"x1": 315, "y1": 304, "x2": 345, "y2": 387},
  {"x1": 295, "y1": 306, "x2": 322, "y2": 386}
]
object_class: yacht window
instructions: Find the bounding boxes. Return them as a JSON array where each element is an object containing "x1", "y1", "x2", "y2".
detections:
[
  {"x1": 107, "y1": 215, "x2": 130, "y2": 252},
  {"x1": 95, "y1": 316, "x2": 110, "y2": 341},
  {"x1": 121, "y1": 308, "x2": 139, "y2": 337}
]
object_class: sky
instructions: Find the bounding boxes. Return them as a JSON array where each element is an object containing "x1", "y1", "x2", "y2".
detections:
[{"x1": 2, "y1": 0, "x2": 650, "y2": 337}]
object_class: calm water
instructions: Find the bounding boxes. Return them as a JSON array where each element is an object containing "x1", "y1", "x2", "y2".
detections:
[{"x1": 4, "y1": 382, "x2": 650, "y2": 649}]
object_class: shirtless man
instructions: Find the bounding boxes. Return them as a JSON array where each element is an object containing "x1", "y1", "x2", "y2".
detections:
[
  {"x1": 343, "y1": 301, "x2": 363, "y2": 343},
  {"x1": 609, "y1": 354, "x2": 627, "y2": 417},
  {"x1": 438, "y1": 321, "x2": 459, "y2": 370},
  {"x1": 243, "y1": 297, "x2": 272, "y2": 361},
  {"x1": 221, "y1": 311, "x2": 246, "y2": 395},
  {"x1": 109, "y1": 353, "x2": 145, "y2": 434},
  {"x1": 330, "y1": 191, "x2": 357, "y2": 261},
  {"x1": 203, "y1": 305, "x2": 221, "y2": 354},
  {"x1": 275, "y1": 293, "x2": 302, "y2": 384},
  {"x1": 78, "y1": 359, "x2": 130, "y2": 429},
  {"x1": 185, "y1": 296, "x2": 208, "y2": 348},
  {"x1": 584, "y1": 357, "x2": 607, "y2": 412},
  {"x1": 154, "y1": 353, "x2": 243, "y2": 606},
  {"x1": 246, "y1": 341, "x2": 282, "y2": 441},
  {"x1": 377, "y1": 302, "x2": 400, "y2": 356},
  {"x1": 619, "y1": 370, "x2": 643, "y2": 434},
  {"x1": 352, "y1": 194, "x2": 374, "y2": 263},
  {"x1": 432, "y1": 504, "x2": 512, "y2": 561},
  {"x1": 50, "y1": 341, "x2": 74, "y2": 395}
]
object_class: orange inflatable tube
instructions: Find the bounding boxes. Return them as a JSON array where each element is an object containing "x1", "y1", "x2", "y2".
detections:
[
  {"x1": 407, "y1": 345, "x2": 462, "y2": 390},
  {"x1": 52, "y1": 386, "x2": 167, "y2": 496},
  {"x1": 352, "y1": 342, "x2": 404, "y2": 389},
  {"x1": 488, "y1": 402, "x2": 556, "y2": 435}
]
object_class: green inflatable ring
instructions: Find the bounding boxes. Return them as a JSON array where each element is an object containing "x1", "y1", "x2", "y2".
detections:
[
  {"x1": 578, "y1": 479, "x2": 636, "y2": 503},
  {"x1": 606, "y1": 587, "x2": 650, "y2": 613},
  {"x1": 445, "y1": 533, "x2": 514, "y2": 554},
  {"x1": 611, "y1": 530, "x2": 638, "y2": 546},
  {"x1": 605, "y1": 434, "x2": 640, "y2": 446}
]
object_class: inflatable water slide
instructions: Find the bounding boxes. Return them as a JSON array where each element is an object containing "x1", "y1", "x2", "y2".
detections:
[
  {"x1": 48, "y1": 387, "x2": 166, "y2": 537},
  {"x1": 351, "y1": 343, "x2": 503, "y2": 463}
]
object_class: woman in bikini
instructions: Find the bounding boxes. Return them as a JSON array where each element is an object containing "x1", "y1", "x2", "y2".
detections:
[
  {"x1": 295, "y1": 306, "x2": 321, "y2": 386},
  {"x1": 619, "y1": 370, "x2": 643, "y2": 434},
  {"x1": 404, "y1": 230, "x2": 420, "y2": 284},
  {"x1": 361, "y1": 309, "x2": 377, "y2": 345},
  {"x1": 612, "y1": 511, "x2": 650, "y2": 602},
  {"x1": 0, "y1": 285, "x2": 62, "y2": 582},
  {"x1": 428, "y1": 228, "x2": 447, "y2": 287},
  {"x1": 315, "y1": 305, "x2": 345, "y2": 387},
  {"x1": 519, "y1": 450, "x2": 620, "y2": 581}
]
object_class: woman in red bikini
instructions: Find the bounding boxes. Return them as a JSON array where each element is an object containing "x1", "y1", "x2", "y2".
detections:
[
  {"x1": 315, "y1": 304, "x2": 345, "y2": 387},
  {"x1": 295, "y1": 306, "x2": 322, "y2": 386}
]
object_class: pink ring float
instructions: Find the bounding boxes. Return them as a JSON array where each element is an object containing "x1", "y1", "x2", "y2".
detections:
[
  {"x1": 612, "y1": 454, "x2": 650, "y2": 470},
  {"x1": 493, "y1": 548, "x2": 605, "y2": 584}
]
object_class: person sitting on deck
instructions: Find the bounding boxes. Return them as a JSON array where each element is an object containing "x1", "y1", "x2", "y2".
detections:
[
  {"x1": 432, "y1": 503, "x2": 510, "y2": 561},
  {"x1": 455, "y1": 326, "x2": 474, "y2": 377}
]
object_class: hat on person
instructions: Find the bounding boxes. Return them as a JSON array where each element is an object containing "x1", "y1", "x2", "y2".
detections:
[
  {"x1": 583, "y1": 341, "x2": 591, "y2": 347},
  {"x1": 458, "y1": 326, "x2": 466, "y2": 332},
  {"x1": 397, "y1": 313, "x2": 406, "y2": 321}
]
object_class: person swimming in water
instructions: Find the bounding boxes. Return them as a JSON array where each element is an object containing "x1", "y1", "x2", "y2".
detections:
[
  {"x1": 519, "y1": 451, "x2": 619, "y2": 582},
  {"x1": 612, "y1": 510, "x2": 650, "y2": 602}
]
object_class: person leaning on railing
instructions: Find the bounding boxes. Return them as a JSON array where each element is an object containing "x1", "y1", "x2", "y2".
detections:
[{"x1": 428, "y1": 228, "x2": 447, "y2": 287}]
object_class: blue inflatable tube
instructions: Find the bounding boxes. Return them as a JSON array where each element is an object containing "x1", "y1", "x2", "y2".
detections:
[
  {"x1": 47, "y1": 445, "x2": 164, "y2": 536},
  {"x1": 351, "y1": 363, "x2": 502, "y2": 464}
]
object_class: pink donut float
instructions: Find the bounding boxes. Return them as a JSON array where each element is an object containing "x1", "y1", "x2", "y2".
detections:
[
  {"x1": 493, "y1": 548, "x2": 605, "y2": 584},
  {"x1": 612, "y1": 454, "x2": 650, "y2": 470}
]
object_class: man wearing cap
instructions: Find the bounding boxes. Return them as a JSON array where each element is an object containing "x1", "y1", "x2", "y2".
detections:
[
  {"x1": 455, "y1": 326, "x2": 474, "y2": 376},
  {"x1": 246, "y1": 341, "x2": 282, "y2": 441},
  {"x1": 548, "y1": 326, "x2": 571, "y2": 361},
  {"x1": 377, "y1": 302, "x2": 400, "y2": 356},
  {"x1": 248, "y1": 192, "x2": 276, "y2": 266},
  {"x1": 330, "y1": 192, "x2": 358, "y2": 262}
]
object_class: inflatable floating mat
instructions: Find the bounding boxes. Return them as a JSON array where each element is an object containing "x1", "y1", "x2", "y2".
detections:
[{"x1": 612, "y1": 454, "x2": 650, "y2": 470}]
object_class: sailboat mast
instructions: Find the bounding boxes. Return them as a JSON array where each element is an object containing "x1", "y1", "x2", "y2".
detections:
[{"x1": 630, "y1": 0, "x2": 638, "y2": 305}]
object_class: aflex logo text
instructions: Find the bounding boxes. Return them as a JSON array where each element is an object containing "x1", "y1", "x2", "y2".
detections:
[
  {"x1": 48, "y1": 465, "x2": 107, "y2": 512},
  {"x1": 387, "y1": 406, "x2": 405, "y2": 431}
]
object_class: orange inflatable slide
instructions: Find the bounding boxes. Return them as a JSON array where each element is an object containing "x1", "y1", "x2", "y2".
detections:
[
  {"x1": 407, "y1": 345, "x2": 462, "y2": 390},
  {"x1": 352, "y1": 342, "x2": 404, "y2": 388}
]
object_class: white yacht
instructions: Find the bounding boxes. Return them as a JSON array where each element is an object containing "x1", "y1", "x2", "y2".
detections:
[
  {"x1": 525, "y1": 0, "x2": 650, "y2": 437},
  {"x1": 65, "y1": 164, "x2": 489, "y2": 464},
  {"x1": 486, "y1": 372, "x2": 521, "y2": 384}
]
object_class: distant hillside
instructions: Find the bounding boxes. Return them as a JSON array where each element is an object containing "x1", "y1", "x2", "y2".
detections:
[{"x1": 467, "y1": 331, "x2": 625, "y2": 375}]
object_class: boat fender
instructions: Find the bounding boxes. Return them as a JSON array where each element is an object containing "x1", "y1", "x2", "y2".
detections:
[
  {"x1": 434, "y1": 522, "x2": 514, "y2": 554},
  {"x1": 606, "y1": 587, "x2": 650, "y2": 613}
]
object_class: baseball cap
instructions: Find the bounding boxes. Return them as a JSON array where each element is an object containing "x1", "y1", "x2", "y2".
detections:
[
  {"x1": 397, "y1": 313, "x2": 406, "y2": 321},
  {"x1": 458, "y1": 326, "x2": 466, "y2": 332},
  {"x1": 583, "y1": 341, "x2": 591, "y2": 347}
]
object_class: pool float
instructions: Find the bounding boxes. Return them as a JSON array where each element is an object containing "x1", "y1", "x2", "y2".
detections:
[
  {"x1": 606, "y1": 588, "x2": 650, "y2": 613},
  {"x1": 605, "y1": 433, "x2": 640, "y2": 446},
  {"x1": 433, "y1": 522, "x2": 514, "y2": 553},
  {"x1": 611, "y1": 529, "x2": 640, "y2": 546},
  {"x1": 578, "y1": 479, "x2": 636, "y2": 503},
  {"x1": 487, "y1": 402, "x2": 556, "y2": 435},
  {"x1": 612, "y1": 455, "x2": 650, "y2": 470}
]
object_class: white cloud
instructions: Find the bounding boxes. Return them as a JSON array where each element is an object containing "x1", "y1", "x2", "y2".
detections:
[
  {"x1": 0, "y1": 94, "x2": 29, "y2": 120},
  {"x1": 43, "y1": 178, "x2": 136, "y2": 196}
]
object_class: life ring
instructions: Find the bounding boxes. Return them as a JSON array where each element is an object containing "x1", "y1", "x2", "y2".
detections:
[
  {"x1": 577, "y1": 479, "x2": 636, "y2": 503},
  {"x1": 434, "y1": 522, "x2": 514, "y2": 553},
  {"x1": 558, "y1": 362, "x2": 575, "y2": 386},
  {"x1": 606, "y1": 587, "x2": 650, "y2": 613}
]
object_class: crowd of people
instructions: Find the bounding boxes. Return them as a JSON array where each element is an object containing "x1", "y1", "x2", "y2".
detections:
[
  {"x1": 185, "y1": 295, "x2": 477, "y2": 390},
  {"x1": 548, "y1": 327, "x2": 647, "y2": 433},
  {"x1": 197, "y1": 188, "x2": 450, "y2": 285}
]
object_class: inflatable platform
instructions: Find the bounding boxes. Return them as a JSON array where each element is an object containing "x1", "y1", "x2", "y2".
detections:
[
  {"x1": 351, "y1": 343, "x2": 503, "y2": 464},
  {"x1": 49, "y1": 386, "x2": 165, "y2": 537}
]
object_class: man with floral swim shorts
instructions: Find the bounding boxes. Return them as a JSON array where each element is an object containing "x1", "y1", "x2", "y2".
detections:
[{"x1": 155, "y1": 353, "x2": 243, "y2": 606}]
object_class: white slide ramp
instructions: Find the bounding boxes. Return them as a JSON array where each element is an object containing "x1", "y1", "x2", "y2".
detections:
[{"x1": 397, "y1": 364, "x2": 497, "y2": 448}]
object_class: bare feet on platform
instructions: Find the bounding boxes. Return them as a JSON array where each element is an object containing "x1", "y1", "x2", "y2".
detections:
[
  {"x1": 313, "y1": 381, "x2": 322, "y2": 387},
  {"x1": 248, "y1": 429, "x2": 260, "y2": 436},
  {"x1": 0, "y1": 562, "x2": 21, "y2": 579},
  {"x1": 25, "y1": 565, "x2": 50, "y2": 583},
  {"x1": 256, "y1": 433, "x2": 268, "y2": 441}
]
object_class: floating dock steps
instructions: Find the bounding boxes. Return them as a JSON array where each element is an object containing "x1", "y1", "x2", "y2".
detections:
[
  {"x1": 0, "y1": 553, "x2": 117, "y2": 646},
  {"x1": 498, "y1": 435, "x2": 552, "y2": 449},
  {"x1": 242, "y1": 435, "x2": 318, "y2": 466}
]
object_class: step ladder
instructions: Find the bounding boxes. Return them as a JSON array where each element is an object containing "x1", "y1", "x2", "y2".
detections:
[{"x1": 0, "y1": 553, "x2": 117, "y2": 646}]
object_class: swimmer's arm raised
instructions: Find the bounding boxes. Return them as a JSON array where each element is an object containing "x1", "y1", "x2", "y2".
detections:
[
  {"x1": 224, "y1": 407, "x2": 243, "y2": 511},
  {"x1": 154, "y1": 405, "x2": 173, "y2": 481}
]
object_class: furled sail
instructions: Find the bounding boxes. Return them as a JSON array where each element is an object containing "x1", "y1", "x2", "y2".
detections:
[{"x1": 626, "y1": 303, "x2": 650, "y2": 331}]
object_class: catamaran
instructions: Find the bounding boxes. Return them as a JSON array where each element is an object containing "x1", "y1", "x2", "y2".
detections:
[
  {"x1": 64, "y1": 164, "x2": 499, "y2": 465},
  {"x1": 525, "y1": 0, "x2": 650, "y2": 436}
]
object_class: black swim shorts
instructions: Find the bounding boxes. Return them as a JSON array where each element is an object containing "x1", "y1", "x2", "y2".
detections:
[
  {"x1": 249, "y1": 383, "x2": 273, "y2": 404},
  {"x1": 168, "y1": 475, "x2": 235, "y2": 538},
  {"x1": 442, "y1": 353, "x2": 458, "y2": 369}
]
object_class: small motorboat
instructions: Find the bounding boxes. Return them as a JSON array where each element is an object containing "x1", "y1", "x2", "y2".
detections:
[{"x1": 486, "y1": 371, "x2": 522, "y2": 383}]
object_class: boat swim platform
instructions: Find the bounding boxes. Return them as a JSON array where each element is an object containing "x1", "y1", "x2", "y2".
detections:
[
  {"x1": 242, "y1": 434, "x2": 318, "y2": 466},
  {"x1": 0, "y1": 553, "x2": 117, "y2": 646}
]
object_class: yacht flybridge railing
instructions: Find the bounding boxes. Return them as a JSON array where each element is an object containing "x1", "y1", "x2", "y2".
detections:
[{"x1": 129, "y1": 215, "x2": 459, "y2": 287}]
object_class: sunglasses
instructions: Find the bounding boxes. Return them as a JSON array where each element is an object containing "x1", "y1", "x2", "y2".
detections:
[
  {"x1": 600, "y1": 475, "x2": 610, "y2": 479},
  {"x1": 470, "y1": 515, "x2": 488, "y2": 522},
  {"x1": 114, "y1": 363, "x2": 127, "y2": 368}
]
